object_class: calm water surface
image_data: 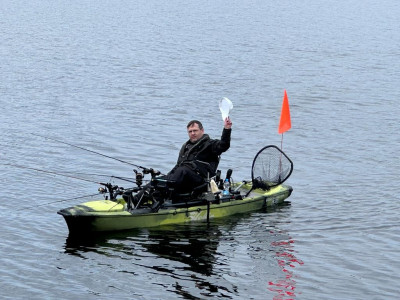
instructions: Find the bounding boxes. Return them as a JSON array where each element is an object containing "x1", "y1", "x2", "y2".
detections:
[{"x1": 1, "y1": 0, "x2": 399, "y2": 299}]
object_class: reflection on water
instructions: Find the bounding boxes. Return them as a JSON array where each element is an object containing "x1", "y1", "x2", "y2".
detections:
[
  {"x1": 145, "y1": 227, "x2": 221, "y2": 277},
  {"x1": 65, "y1": 224, "x2": 221, "y2": 278},
  {"x1": 268, "y1": 232, "x2": 304, "y2": 300},
  {"x1": 64, "y1": 224, "x2": 234, "y2": 297},
  {"x1": 145, "y1": 225, "x2": 228, "y2": 298},
  {"x1": 62, "y1": 205, "x2": 302, "y2": 299}
]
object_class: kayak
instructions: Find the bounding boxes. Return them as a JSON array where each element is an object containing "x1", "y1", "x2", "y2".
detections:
[
  {"x1": 58, "y1": 183, "x2": 293, "y2": 233},
  {"x1": 58, "y1": 145, "x2": 294, "y2": 234}
]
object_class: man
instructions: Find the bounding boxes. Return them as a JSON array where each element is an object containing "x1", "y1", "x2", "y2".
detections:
[
  {"x1": 165, "y1": 117, "x2": 232, "y2": 193},
  {"x1": 124, "y1": 117, "x2": 232, "y2": 209}
]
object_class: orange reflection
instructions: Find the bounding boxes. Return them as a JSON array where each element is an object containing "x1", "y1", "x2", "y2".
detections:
[{"x1": 268, "y1": 237, "x2": 303, "y2": 299}]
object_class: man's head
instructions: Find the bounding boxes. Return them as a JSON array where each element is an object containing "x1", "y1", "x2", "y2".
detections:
[{"x1": 187, "y1": 120, "x2": 204, "y2": 143}]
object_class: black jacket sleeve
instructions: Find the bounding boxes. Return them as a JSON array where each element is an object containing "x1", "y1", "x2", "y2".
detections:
[{"x1": 211, "y1": 128, "x2": 231, "y2": 155}]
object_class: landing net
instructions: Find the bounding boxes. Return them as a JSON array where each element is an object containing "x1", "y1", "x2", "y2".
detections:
[{"x1": 251, "y1": 145, "x2": 293, "y2": 190}]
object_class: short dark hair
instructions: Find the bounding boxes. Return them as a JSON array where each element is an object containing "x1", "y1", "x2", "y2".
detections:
[{"x1": 187, "y1": 120, "x2": 203, "y2": 130}]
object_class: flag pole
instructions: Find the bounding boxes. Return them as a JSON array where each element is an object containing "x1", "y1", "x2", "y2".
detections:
[
  {"x1": 278, "y1": 89, "x2": 291, "y2": 151},
  {"x1": 278, "y1": 90, "x2": 291, "y2": 178}
]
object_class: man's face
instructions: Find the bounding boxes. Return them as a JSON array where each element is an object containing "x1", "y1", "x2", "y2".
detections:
[{"x1": 187, "y1": 123, "x2": 204, "y2": 143}]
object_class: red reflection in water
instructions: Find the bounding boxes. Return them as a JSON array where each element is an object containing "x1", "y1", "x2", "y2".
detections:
[{"x1": 268, "y1": 238, "x2": 303, "y2": 299}]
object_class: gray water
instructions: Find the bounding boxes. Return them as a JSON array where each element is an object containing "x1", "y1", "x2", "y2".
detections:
[{"x1": 1, "y1": 0, "x2": 399, "y2": 299}]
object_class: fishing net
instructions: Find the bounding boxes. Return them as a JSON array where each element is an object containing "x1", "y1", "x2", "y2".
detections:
[{"x1": 251, "y1": 145, "x2": 293, "y2": 190}]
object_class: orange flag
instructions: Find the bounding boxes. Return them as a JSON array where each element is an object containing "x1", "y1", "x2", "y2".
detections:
[{"x1": 278, "y1": 90, "x2": 291, "y2": 134}]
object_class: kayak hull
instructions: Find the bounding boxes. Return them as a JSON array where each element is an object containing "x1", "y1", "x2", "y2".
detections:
[{"x1": 58, "y1": 184, "x2": 293, "y2": 233}]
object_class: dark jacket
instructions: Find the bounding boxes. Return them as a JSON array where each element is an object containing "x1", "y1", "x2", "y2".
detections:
[{"x1": 172, "y1": 128, "x2": 231, "y2": 177}]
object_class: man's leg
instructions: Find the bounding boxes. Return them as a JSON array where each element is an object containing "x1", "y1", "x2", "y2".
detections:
[{"x1": 165, "y1": 166, "x2": 204, "y2": 193}]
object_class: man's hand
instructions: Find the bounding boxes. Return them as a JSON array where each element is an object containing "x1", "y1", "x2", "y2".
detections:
[{"x1": 224, "y1": 117, "x2": 232, "y2": 129}]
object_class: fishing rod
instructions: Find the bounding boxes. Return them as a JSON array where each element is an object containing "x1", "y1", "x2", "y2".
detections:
[
  {"x1": 21, "y1": 193, "x2": 101, "y2": 210},
  {"x1": 31, "y1": 133, "x2": 164, "y2": 182},
  {"x1": 4, "y1": 163, "x2": 105, "y2": 185},
  {"x1": 31, "y1": 133, "x2": 147, "y2": 170},
  {"x1": 4, "y1": 163, "x2": 126, "y2": 200},
  {"x1": 59, "y1": 171, "x2": 137, "y2": 184}
]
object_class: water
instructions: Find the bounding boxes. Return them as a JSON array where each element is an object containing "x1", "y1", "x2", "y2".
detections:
[{"x1": 1, "y1": 0, "x2": 399, "y2": 299}]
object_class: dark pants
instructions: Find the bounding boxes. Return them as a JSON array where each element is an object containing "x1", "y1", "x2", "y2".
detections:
[
  {"x1": 124, "y1": 165, "x2": 205, "y2": 210},
  {"x1": 165, "y1": 165, "x2": 205, "y2": 193}
]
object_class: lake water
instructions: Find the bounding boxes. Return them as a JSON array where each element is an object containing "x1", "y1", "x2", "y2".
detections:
[{"x1": 1, "y1": 0, "x2": 399, "y2": 299}]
